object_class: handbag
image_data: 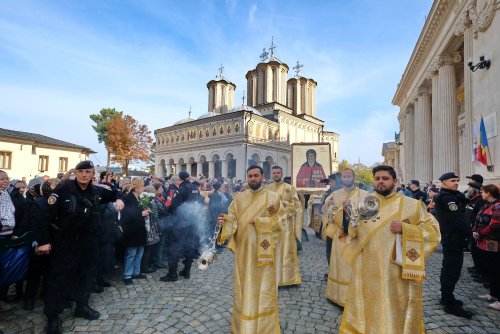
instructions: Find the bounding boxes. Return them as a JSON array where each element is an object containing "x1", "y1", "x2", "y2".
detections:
[
  {"x1": 0, "y1": 245, "x2": 30, "y2": 286},
  {"x1": 477, "y1": 238, "x2": 499, "y2": 252}
]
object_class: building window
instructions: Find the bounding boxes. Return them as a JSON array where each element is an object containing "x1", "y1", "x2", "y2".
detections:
[
  {"x1": 59, "y1": 157, "x2": 68, "y2": 172},
  {"x1": 0, "y1": 151, "x2": 12, "y2": 169},
  {"x1": 39, "y1": 155, "x2": 49, "y2": 172}
]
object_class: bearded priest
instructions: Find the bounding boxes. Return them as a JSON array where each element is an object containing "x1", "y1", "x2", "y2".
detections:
[
  {"x1": 267, "y1": 165, "x2": 303, "y2": 287},
  {"x1": 340, "y1": 165, "x2": 441, "y2": 334},
  {"x1": 218, "y1": 165, "x2": 286, "y2": 334}
]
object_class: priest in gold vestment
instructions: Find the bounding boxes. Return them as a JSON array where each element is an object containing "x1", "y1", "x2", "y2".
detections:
[
  {"x1": 340, "y1": 165, "x2": 440, "y2": 334},
  {"x1": 218, "y1": 166, "x2": 285, "y2": 334},
  {"x1": 322, "y1": 168, "x2": 367, "y2": 306},
  {"x1": 267, "y1": 165, "x2": 303, "y2": 286}
]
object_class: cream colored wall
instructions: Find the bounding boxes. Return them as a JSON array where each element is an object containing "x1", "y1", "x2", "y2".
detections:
[
  {"x1": 470, "y1": 11, "x2": 500, "y2": 182},
  {"x1": 0, "y1": 141, "x2": 87, "y2": 179}
]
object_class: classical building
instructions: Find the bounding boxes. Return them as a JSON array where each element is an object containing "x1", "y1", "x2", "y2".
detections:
[
  {"x1": 155, "y1": 44, "x2": 339, "y2": 181},
  {"x1": 392, "y1": 0, "x2": 499, "y2": 184},
  {"x1": 381, "y1": 141, "x2": 402, "y2": 178},
  {"x1": 0, "y1": 128, "x2": 94, "y2": 179}
]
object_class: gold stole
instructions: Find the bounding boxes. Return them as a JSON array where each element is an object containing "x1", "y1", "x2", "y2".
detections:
[
  {"x1": 343, "y1": 194, "x2": 427, "y2": 282},
  {"x1": 394, "y1": 216, "x2": 426, "y2": 281},
  {"x1": 218, "y1": 190, "x2": 279, "y2": 266},
  {"x1": 342, "y1": 195, "x2": 403, "y2": 267}
]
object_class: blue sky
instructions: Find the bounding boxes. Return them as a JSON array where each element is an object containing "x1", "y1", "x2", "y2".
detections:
[{"x1": 0, "y1": 0, "x2": 433, "y2": 167}]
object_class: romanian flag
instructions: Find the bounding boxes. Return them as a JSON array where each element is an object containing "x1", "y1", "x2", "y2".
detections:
[{"x1": 477, "y1": 117, "x2": 489, "y2": 166}]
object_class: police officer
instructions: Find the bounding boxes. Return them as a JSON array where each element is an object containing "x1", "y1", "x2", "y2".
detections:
[
  {"x1": 408, "y1": 179, "x2": 427, "y2": 202},
  {"x1": 434, "y1": 172, "x2": 473, "y2": 319},
  {"x1": 34, "y1": 161, "x2": 124, "y2": 334},
  {"x1": 160, "y1": 171, "x2": 201, "y2": 282}
]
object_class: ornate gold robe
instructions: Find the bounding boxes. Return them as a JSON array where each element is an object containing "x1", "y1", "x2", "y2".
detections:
[
  {"x1": 267, "y1": 181, "x2": 303, "y2": 286},
  {"x1": 340, "y1": 193, "x2": 440, "y2": 334},
  {"x1": 218, "y1": 187, "x2": 285, "y2": 334},
  {"x1": 322, "y1": 187, "x2": 367, "y2": 306}
]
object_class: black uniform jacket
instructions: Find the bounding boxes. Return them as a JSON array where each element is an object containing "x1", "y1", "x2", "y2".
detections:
[
  {"x1": 34, "y1": 179, "x2": 119, "y2": 246},
  {"x1": 434, "y1": 188, "x2": 468, "y2": 234}
]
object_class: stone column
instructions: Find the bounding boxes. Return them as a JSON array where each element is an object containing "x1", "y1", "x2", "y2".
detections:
[
  {"x1": 166, "y1": 164, "x2": 172, "y2": 176},
  {"x1": 462, "y1": 25, "x2": 473, "y2": 177},
  {"x1": 175, "y1": 163, "x2": 182, "y2": 175},
  {"x1": 236, "y1": 158, "x2": 246, "y2": 181},
  {"x1": 437, "y1": 53, "x2": 461, "y2": 174},
  {"x1": 430, "y1": 68, "x2": 440, "y2": 180},
  {"x1": 414, "y1": 87, "x2": 433, "y2": 182},
  {"x1": 196, "y1": 162, "x2": 203, "y2": 178},
  {"x1": 186, "y1": 163, "x2": 192, "y2": 176},
  {"x1": 221, "y1": 160, "x2": 228, "y2": 179},
  {"x1": 208, "y1": 161, "x2": 215, "y2": 179},
  {"x1": 403, "y1": 105, "x2": 415, "y2": 181}
]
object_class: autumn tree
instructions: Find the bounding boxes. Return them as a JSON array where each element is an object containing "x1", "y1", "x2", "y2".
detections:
[
  {"x1": 106, "y1": 114, "x2": 153, "y2": 176},
  {"x1": 89, "y1": 108, "x2": 123, "y2": 170}
]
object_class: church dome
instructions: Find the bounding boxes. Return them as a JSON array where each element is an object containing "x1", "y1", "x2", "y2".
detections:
[
  {"x1": 197, "y1": 112, "x2": 218, "y2": 120},
  {"x1": 173, "y1": 117, "x2": 194, "y2": 125},
  {"x1": 227, "y1": 105, "x2": 262, "y2": 116}
]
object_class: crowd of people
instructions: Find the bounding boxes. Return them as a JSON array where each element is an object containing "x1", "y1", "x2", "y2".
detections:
[
  {"x1": 0, "y1": 163, "x2": 238, "y2": 333},
  {"x1": 1, "y1": 161, "x2": 499, "y2": 334}
]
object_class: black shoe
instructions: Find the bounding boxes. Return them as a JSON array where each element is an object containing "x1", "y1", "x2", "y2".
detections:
[
  {"x1": 97, "y1": 278, "x2": 111, "y2": 287},
  {"x1": 155, "y1": 263, "x2": 168, "y2": 269},
  {"x1": 23, "y1": 298, "x2": 35, "y2": 311},
  {"x1": 132, "y1": 274, "x2": 147, "y2": 279},
  {"x1": 74, "y1": 305, "x2": 101, "y2": 320},
  {"x1": 443, "y1": 305, "x2": 473, "y2": 319},
  {"x1": 179, "y1": 269, "x2": 190, "y2": 279},
  {"x1": 93, "y1": 284, "x2": 104, "y2": 293},
  {"x1": 64, "y1": 301, "x2": 73, "y2": 309},
  {"x1": 47, "y1": 318, "x2": 62, "y2": 334},
  {"x1": 440, "y1": 296, "x2": 464, "y2": 307},
  {"x1": 160, "y1": 274, "x2": 178, "y2": 282},
  {"x1": 122, "y1": 278, "x2": 133, "y2": 285}
]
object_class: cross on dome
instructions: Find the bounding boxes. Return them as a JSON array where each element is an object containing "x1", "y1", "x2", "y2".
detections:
[
  {"x1": 293, "y1": 61, "x2": 303, "y2": 77},
  {"x1": 217, "y1": 64, "x2": 225, "y2": 79}
]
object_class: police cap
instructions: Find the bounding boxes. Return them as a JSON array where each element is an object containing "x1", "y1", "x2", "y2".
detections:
[
  {"x1": 179, "y1": 171, "x2": 190, "y2": 180},
  {"x1": 439, "y1": 172, "x2": 459, "y2": 181},
  {"x1": 75, "y1": 160, "x2": 94, "y2": 170}
]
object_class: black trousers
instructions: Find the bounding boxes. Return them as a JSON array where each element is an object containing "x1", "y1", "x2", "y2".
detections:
[
  {"x1": 477, "y1": 248, "x2": 500, "y2": 298},
  {"x1": 440, "y1": 232, "x2": 465, "y2": 298},
  {"x1": 43, "y1": 235, "x2": 98, "y2": 320},
  {"x1": 166, "y1": 224, "x2": 198, "y2": 272},
  {"x1": 24, "y1": 250, "x2": 50, "y2": 300}
]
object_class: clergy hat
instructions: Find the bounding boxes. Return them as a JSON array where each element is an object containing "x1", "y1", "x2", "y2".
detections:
[
  {"x1": 465, "y1": 174, "x2": 483, "y2": 184},
  {"x1": 439, "y1": 172, "x2": 459, "y2": 181},
  {"x1": 75, "y1": 160, "x2": 94, "y2": 170}
]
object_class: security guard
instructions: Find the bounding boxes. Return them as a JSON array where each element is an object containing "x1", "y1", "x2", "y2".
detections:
[
  {"x1": 160, "y1": 171, "x2": 201, "y2": 282},
  {"x1": 34, "y1": 161, "x2": 124, "y2": 334},
  {"x1": 434, "y1": 172, "x2": 473, "y2": 318}
]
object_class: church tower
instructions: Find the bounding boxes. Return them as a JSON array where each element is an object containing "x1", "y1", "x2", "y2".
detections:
[
  {"x1": 287, "y1": 61, "x2": 317, "y2": 117},
  {"x1": 206, "y1": 65, "x2": 236, "y2": 113},
  {"x1": 245, "y1": 38, "x2": 289, "y2": 108}
]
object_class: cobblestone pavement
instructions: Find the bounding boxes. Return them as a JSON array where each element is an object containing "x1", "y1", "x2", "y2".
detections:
[{"x1": 1, "y1": 228, "x2": 499, "y2": 333}]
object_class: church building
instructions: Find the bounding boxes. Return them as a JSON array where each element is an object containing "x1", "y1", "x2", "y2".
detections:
[{"x1": 154, "y1": 42, "x2": 339, "y2": 181}]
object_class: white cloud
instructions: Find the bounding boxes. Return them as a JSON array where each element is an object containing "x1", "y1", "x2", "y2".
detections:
[{"x1": 248, "y1": 4, "x2": 257, "y2": 24}]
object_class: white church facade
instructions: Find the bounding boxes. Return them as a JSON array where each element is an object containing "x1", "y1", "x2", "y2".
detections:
[{"x1": 154, "y1": 44, "x2": 339, "y2": 181}]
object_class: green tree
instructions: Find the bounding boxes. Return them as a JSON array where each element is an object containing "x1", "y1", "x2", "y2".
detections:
[
  {"x1": 89, "y1": 108, "x2": 123, "y2": 171},
  {"x1": 338, "y1": 159, "x2": 351, "y2": 171}
]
